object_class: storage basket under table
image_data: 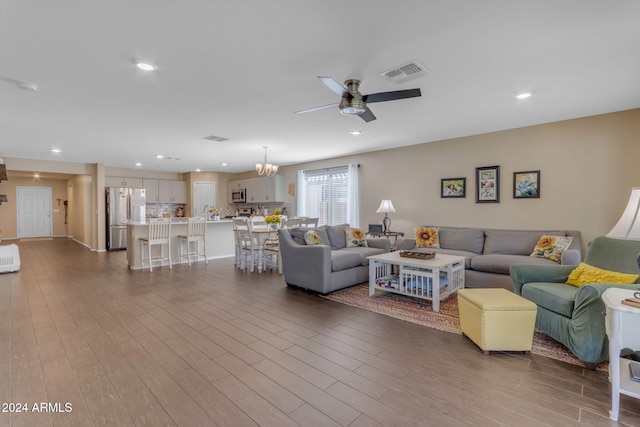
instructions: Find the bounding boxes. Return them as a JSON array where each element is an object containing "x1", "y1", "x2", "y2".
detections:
[{"x1": 368, "y1": 251, "x2": 465, "y2": 312}]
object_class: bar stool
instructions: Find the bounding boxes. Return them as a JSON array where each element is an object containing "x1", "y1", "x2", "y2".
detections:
[
  {"x1": 139, "y1": 218, "x2": 172, "y2": 272},
  {"x1": 177, "y1": 217, "x2": 207, "y2": 266}
]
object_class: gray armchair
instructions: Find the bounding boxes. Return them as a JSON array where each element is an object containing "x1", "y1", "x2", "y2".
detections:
[{"x1": 510, "y1": 236, "x2": 640, "y2": 366}]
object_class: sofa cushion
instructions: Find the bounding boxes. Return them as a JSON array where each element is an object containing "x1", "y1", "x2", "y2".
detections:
[
  {"x1": 330, "y1": 250, "x2": 364, "y2": 272},
  {"x1": 414, "y1": 247, "x2": 476, "y2": 269},
  {"x1": 438, "y1": 227, "x2": 485, "y2": 254},
  {"x1": 345, "y1": 228, "x2": 368, "y2": 247},
  {"x1": 415, "y1": 227, "x2": 440, "y2": 248},
  {"x1": 471, "y1": 254, "x2": 555, "y2": 275},
  {"x1": 326, "y1": 224, "x2": 349, "y2": 250},
  {"x1": 565, "y1": 262, "x2": 639, "y2": 287},
  {"x1": 521, "y1": 282, "x2": 578, "y2": 318},
  {"x1": 289, "y1": 227, "x2": 308, "y2": 245},
  {"x1": 339, "y1": 246, "x2": 385, "y2": 266},
  {"x1": 530, "y1": 235, "x2": 574, "y2": 264},
  {"x1": 483, "y1": 230, "x2": 555, "y2": 255}
]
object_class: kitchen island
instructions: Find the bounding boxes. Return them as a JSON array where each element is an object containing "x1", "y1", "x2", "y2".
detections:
[{"x1": 126, "y1": 219, "x2": 235, "y2": 270}]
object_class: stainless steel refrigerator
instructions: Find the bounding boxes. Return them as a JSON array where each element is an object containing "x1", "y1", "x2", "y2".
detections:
[{"x1": 106, "y1": 187, "x2": 146, "y2": 250}]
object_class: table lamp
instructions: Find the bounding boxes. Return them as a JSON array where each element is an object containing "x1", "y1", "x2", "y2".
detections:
[
  {"x1": 606, "y1": 187, "x2": 640, "y2": 269},
  {"x1": 376, "y1": 200, "x2": 396, "y2": 233}
]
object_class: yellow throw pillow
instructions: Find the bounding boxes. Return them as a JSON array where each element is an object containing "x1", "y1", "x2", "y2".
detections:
[
  {"x1": 566, "y1": 262, "x2": 639, "y2": 287},
  {"x1": 530, "y1": 235, "x2": 573, "y2": 264},
  {"x1": 415, "y1": 227, "x2": 440, "y2": 248},
  {"x1": 345, "y1": 228, "x2": 368, "y2": 247}
]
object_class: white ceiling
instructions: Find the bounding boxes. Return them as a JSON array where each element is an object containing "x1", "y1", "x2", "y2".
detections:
[{"x1": 2, "y1": 1, "x2": 639, "y2": 174}]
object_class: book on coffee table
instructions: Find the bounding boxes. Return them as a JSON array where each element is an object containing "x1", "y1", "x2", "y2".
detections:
[{"x1": 621, "y1": 298, "x2": 640, "y2": 309}]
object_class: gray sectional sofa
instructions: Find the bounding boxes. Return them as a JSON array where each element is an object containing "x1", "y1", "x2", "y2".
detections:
[
  {"x1": 278, "y1": 224, "x2": 390, "y2": 294},
  {"x1": 397, "y1": 226, "x2": 583, "y2": 289}
]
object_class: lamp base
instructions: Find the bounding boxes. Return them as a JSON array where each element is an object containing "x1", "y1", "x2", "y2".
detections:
[{"x1": 382, "y1": 215, "x2": 391, "y2": 233}]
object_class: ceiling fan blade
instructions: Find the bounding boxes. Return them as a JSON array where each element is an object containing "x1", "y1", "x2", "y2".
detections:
[
  {"x1": 295, "y1": 102, "x2": 340, "y2": 115},
  {"x1": 363, "y1": 88, "x2": 421, "y2": 103},
  {"x1": 358, "y1": 108, "x2": 377, "y2": 122},
  {"x1": 318, "y1": 77, "x2": 348, "y2": 96}
]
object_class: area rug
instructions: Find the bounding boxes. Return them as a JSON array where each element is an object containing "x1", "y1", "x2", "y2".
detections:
[{"x1": 323, "y1": 284, "x2": 608, "y2": 372}]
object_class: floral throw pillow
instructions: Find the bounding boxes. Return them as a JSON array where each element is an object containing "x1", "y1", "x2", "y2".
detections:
[
  {"x1": 345, "y1": 228, "x2": 368, "y2": 247},
  {"x1": 530, "y1": 235, "x2": 573, "y2": 263},
  {"x1": 415, "y1": 227, "x2": 440, "y2": 248},
  {"x1": 304, "y1": 230, "x2": 325, "y2": 245}
]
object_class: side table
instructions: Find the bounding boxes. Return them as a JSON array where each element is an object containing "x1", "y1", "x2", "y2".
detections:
[
  {"x1": 602, "y1": 287, "x2": 640, "y2": 421},
  {"x1": 368, "y1": 231, "x2": 405, "y2": 251}
]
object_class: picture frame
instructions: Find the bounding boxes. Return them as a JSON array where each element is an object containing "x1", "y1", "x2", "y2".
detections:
[
  {"x1": 476, "y1": 166, "x2": 500, "y2": 203},
  {"x1": 513, "y1": 170, "x2": 540, "y2": 198},
  {"x1": 368, "y1": 224, "x2": 383, "y2": 234},
  {"x1": 441, "y1": 177, "x2": 466, "y2": 198}
]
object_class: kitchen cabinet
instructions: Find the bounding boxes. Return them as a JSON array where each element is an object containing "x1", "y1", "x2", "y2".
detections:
[
  {"x1": 158, "y1": 180, "x2": 186, "y2": 203},
  {"x1": 143, "y1": 179, "x2": 159, "y2": 203},
  {"x1": 105, "y1": 177, "x2": 143, "y2": 188},
  {"x1": 229, "y1": 176, "x2": 284, "y2": 203}
]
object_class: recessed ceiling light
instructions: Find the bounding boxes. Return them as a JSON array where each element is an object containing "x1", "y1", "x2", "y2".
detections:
[
  {"x1": 134, "y1": 61, "x2": 157, "y2": 71},
  {"x1": 350, "y1": 130, "x2": 362, "y2": 136},
  {"x1": 516, "y1": 92, "x2": 532, "y2": 100},
  {"x1": 221, "y1": 163, "x2": 228, "y2": 167},
  {"x1": 156, "y1": 154, "x2": 164, "y2": 159},
  {"x1": 135, "y1": 162, "x2": 142, "y2": 167},
  {"x1": 195, "y1": 169, "x2": 201, "y2": 172},
  {"x1": 51, "y1": 148, "x2": 61, "y2": 153}
]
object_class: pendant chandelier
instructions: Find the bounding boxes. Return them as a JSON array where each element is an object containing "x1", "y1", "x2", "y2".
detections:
[{"x1": 255, "y1": 146, "x2": 278, "y2": 176}]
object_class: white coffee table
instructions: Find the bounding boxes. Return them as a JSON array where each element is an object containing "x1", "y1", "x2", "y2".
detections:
[{"x1": 368, "y1": 251, "x2": 465, "y2": 312}]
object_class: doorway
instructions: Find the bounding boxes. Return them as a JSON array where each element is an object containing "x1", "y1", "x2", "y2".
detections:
[
  {"x1": 17, "y1": 186, "x2": 53, "y2": 238},
  {"x1": 193, "y1": 182, "x2": 216, "y2": 218}
]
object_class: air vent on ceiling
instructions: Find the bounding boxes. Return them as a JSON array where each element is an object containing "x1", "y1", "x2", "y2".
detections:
[
  {"x1": 203, "y1": 135, "x2": 228, "y2": 142},
  {"x1": 380, "y1": 60, "x2": 430, "y2": 84}
]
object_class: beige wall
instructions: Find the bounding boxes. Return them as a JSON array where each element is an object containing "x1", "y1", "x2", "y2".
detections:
[
  {"x1": 2, "y1": 108, "x2": 639, "y2": 250},
  {"x1": 274, "y1": 109, "x2": 640, "y2": 249}
]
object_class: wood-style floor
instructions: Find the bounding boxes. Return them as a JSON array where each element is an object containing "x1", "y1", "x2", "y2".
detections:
[{"x1": 1, "y1": 238, "x2": 639, "y2": 427}]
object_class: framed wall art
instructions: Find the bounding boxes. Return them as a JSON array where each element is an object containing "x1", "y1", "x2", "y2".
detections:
[
  {"x1": 513, "y1": 170, "x2": 540, "y2": 198},
  {"x1": 441, "y1": 178, "x2": 466, "y2": 198},
  {"x1": 476, "y1": 166, "x2": 500, "y2": 203}
]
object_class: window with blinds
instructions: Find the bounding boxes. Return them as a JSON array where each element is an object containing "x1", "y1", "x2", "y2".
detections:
[{"x1": 301, "y1": 167, "x2": 349, "y2": 226}]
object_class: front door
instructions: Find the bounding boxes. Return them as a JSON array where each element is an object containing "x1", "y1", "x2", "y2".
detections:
[{"x1": 17, "y1": 186, "x2": 52, "y2": 238}]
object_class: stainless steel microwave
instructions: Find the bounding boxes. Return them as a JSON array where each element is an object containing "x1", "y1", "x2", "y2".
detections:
[{"x1": 231, "y1": 188, "x2": 246, "y2": 203}]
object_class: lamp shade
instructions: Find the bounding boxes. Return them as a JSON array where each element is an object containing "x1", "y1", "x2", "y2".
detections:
[
  {"x1": 607, "y1": 187, "x2": 640, "y2": 240},
  {"x1": 376, "y1": 200, "x2": 396, "y2": 214}
]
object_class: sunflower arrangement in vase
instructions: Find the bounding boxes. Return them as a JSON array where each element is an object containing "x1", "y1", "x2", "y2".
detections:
[
  {"x1": 208, "y1": 207, "x2": 221, "y2": 221},
  {"x1": 264, "y1": 215, "x2": 282, "y2": 229}
]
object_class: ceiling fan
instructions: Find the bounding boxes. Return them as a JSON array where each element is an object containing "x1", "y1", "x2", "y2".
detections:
[{"x1": 295, "y1": 77, "x2": 421, "y2": 122}]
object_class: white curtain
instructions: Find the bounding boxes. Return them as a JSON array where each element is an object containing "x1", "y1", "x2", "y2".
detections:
[
  {"x1": 296, "y1": 169, "x2": 307, "y2": 217},
  {"x1": 346, "y1": 163, "x2": 359, "y2": 228}
]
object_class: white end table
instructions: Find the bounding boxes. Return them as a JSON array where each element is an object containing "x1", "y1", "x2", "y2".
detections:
[{"x1": 602, "y1": 287, "x2": 640, "y2": 421}]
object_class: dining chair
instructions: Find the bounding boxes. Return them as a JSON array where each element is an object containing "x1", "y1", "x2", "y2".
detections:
[
  {"x1": 139, "y1": 218, "x2": 172, "y2": 272},
  {"x1": 299, "y1": 217, "x2": 319, "y2": 228},
  {"x1": 233, "y1": 218, "x2": 256, "y2": 271},
  {"x1": 283, "y1": 218, "x2": 301, "y2": 228},
  {"x1": 177, "y1": 217, "x2": 207, "y2": 266}
]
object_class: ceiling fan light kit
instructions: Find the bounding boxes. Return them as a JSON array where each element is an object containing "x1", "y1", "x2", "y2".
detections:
[{"x1": 297, "y1": 77, "x2": 422, "y2": 123}]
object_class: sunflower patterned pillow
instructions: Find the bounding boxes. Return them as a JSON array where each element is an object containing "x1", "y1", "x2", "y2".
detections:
[
  {"x1": 304, "y1": 230, "x2": 325, "y2": 245},
  {"x1": 415, "y1": 227, "x2": 440, "y2": 248},
  {"x1": 530, "y1": 235, "x2": 573, "y2": 263},
  {"x1": 345, "y1": 228, "x2": 368, "y2": 247}
]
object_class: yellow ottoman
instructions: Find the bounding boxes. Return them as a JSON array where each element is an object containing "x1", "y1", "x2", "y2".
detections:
[{"x1": 457, "y1": 288, "x2": 537, "y2": 355}]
